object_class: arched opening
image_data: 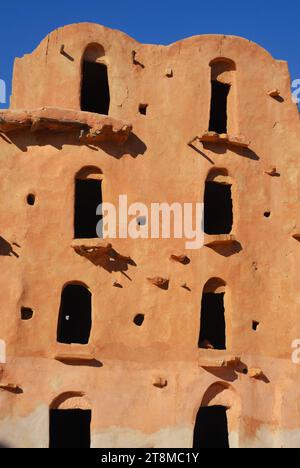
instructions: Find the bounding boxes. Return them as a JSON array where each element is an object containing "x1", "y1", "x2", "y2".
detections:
[
  {"x1": 50, "y1": 393, "x2": 91, "y2": 448},
  {"x1": 193, "y1": 383, "x2": 237, "y2": 449},
  {"x1": 209, "y1": 59, "x2": 236, "y2": 134},
  {"x1": 199, "y1": 278, "x2": 226, "y2": 350},
  {"x1": 74, "y1": 166, "x2": 103, "y2": 239},
  {"x1": 204, "y1": 168, "x2": 233, "y2": 235},
  {"x1": 57, "y1": 283, "x2": 92, "y2": 345},
  {"x1": 81, "y1": 43, "x2": 110, "y2": 115}
]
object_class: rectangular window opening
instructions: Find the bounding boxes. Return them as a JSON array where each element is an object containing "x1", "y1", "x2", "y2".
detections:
[
  {"x1": 204, "y1": 181, "x2": 233, "y2": 235},
  {"x1": 209, "y1": 80, "x2": 231, "y2": 134},
  {"x1": 57, "y1": 285, "x2": 92, "y2": 345},
  {"x1": 81, "y1": 62, "x2": 110, "y2": 115},
  {"x1": 75, "y1": 179, "x2": 103, "y2": 239},
  {"x1": 199, "y1": 292, "x2": 226, "y2": 350}
]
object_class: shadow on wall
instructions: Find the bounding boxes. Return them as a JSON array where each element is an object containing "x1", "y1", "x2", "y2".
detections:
[
  {"x1": 0, "y1": 237, "x2": 20, "y2": 258},
  {"x1": 93, "y1": 249, "x2": 137, "y2": 279},
  {"x1": 202, "y1": 360, "x2": 249, "y2": 383},
  {"x1": 207, "y1": 241, "x2": 243, "y2": 257},
  {"x1": 55, "y1": 356, "x2": 103, "y2": 368},
  {"x1": 76, "y1": 247, "x2": 137, "y2": 281},
  {"x1": 202, "y1": 142, "x2": 260, "y2": 161},
  {"x1": 0, "y1": 131, "x2": 147, "y2": 159},
  {"x1": 98, "y1": 133, "x2": 147, "y2": 159},
  {"x1": 188, "y1": 141, "x2": 260, "y2": 165}
]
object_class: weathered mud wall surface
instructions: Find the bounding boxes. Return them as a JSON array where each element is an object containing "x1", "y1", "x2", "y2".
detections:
[{"x1": 0, "y1": 23, "x2": 300, "y2": 448}]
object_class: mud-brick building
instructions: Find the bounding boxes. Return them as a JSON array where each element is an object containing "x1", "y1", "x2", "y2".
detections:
[{"x1": 0, "y1": 23, "x2": 300, "y2": 448}]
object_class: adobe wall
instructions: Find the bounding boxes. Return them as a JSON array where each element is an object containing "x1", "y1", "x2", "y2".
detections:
[{"x1": 0, "y1": 22, "x2": 300, "y2": 448}]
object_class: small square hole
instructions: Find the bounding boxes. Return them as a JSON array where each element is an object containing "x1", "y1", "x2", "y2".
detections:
[
  {"x1": 21, "y1": 307, "x2": 34, "y2": 321},
  {"x1": 252, "y1": 321, "x2": 259, "y2": 331},
  {"x1": 134, "y1": 314, "x2": 145, "y2": 327},
  {"x1": 139, "y1": 104, "x2": 148, "y2": 116},
  {"x1": 27, "y1": 194, "x2": 36, "y2": 206}
]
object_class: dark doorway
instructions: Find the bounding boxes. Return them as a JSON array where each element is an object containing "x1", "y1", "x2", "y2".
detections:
[
  {"x1": 81, "y1": 62, "x2": 110, "y2": 115},
  {"x1": 49, "y1": 409, "x2": 91, "y2": 448},
  {"x1": 204, "y1": 181, "x2": 233, "y2": 235},
  {"x1": 75, "y1": 179, "x2": 102, "y2": 239},
  {"x1": 57, "y1": 284, "x2": 92, "y2": 345},
  {"x1": 193, "y1": 406, "x2": 229, "y2": 449},
  {"x1": 209, "y1": 81, "x2": 230, "y2": 134},
  {"x1": 199, "y1": 292, "x2": 226, "y2": 350}
]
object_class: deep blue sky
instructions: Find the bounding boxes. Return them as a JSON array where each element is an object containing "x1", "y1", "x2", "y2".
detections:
[{"x1": 1, "y1": 0, "x2": 300, "y2": 108}]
